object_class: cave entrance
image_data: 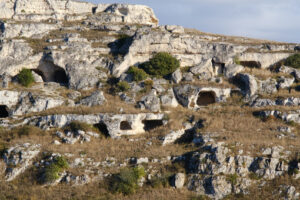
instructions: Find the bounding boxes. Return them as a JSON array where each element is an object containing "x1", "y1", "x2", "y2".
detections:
[
  {"x1": 37, "y1": 61, "x2": 69, "y2": 85},
  {"x1": 94, "y1": 122, "x2": 110, "y2": 137},
  {"x1": 240, "y1": 61, "x2": 261, "y2": 68},
  {"x1": 196, "y1": 91, "x2": 216, "y2": 106},
  {"x1": 143, "y1": 120, "x2": 164, "y2": 131},
  {"x1": 120, "y1": 121, "x2": 132, "y2": 130},
  {"x1": 0, "y1": 105, "x2": 9, "y2": 118}
]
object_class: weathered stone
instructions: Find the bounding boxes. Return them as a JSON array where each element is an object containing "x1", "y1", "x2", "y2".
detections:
[
  {"x1": 162, "y1": 129, "x2": 185, "y2": 145},
  {"x1": 138, "y1": 90, "x2": 160, "y2": 112},
  {"x1": 2, "y1": 143, "x2": 41, "y2": 181},
  {"x1": 79, "y1": 91, "x2": 106, "y2": 107},
  {"x1": 172, "y1": 173, "x2": 185, "y2": 189},
  {"x1": 171, "y1": 69, "x2": 182, "y2": 84},
  {"x1": 233, "y1": 73, "x2": 257, "y2": 97}
]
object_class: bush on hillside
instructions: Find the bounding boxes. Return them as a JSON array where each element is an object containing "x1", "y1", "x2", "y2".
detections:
[
  {"x1": 110, "y1": 166, "x2": 145, "y2": 195},
  {"x1": 117, "y1": 81, "x2": 130, "y2": 92},
  {"x1": 285, "y1": 54, "x2": 300, "y2": 69},
  {"x1": 43, "y1": 156, "x2": 69, "y2": 183},
  {"x1": 17, "y1": 68, "x2": 35, "y2": 87},
  {"x1": 127, "y1": 66, "x2": 148, "y2": 82},
  {"x1": 140, "y1": 52, "x2": 180, "y2": 77}
]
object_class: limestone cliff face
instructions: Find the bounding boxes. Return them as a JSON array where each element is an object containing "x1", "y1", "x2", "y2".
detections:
[{"x1": 0, "y1": 0, "x2": 297, "y2": 89}]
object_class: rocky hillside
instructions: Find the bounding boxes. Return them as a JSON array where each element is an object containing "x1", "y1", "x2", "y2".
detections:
[{"x1": 0, "y1": 0, "x2": 300, "y2": 199}]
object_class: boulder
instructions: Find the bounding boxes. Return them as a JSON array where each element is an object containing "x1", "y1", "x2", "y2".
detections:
[
  {"x1": 172, "y1": 173, "x2": 185, "y2": 189},
  {"x1": 162, "y1": 129, "x2": 185, "y2": 145},
  {"x1": 138, "y1": 90, "x2": 161, "y2": 112},
  {"x1": 171, "y1": 69, "x2": 182, "y2": 84},
  {"x1": 224, "y1": 64, "x2": 244, "y2": 78},
  {"x1": 160, "y1": 89, "x2": 179, "y2": 108},
  {"x1": 79, "y1": 91, "x2": 106, "y2": 107}
]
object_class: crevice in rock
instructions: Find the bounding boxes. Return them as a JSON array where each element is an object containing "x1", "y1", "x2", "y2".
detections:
[
  {"x1": 120, "y1": 121, "x2": 132, "y2": 130},
  {"x1": 143, "y1": 120, "x2": 163, "y2": 131},
  {"x1": 196, "y1": 91, "x2": 216, "y2": 106},
  {"x1": 240, "y1": 61, "x2": 261, "y2": 68},
  {"x1": 94, "y1": 122, "x2": 109, "y2": 137},
  {"x1": 0, "y1": 105, "x2": 9, "y2": 118}
]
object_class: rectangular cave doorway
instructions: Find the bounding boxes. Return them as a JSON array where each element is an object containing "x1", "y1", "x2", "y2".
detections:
[
  {"x1": 142, "y1": 120, "x2": 164, "y2": 131},
  {"x1": 196, "y1": 91, "x2": 217, "y2": 106}
]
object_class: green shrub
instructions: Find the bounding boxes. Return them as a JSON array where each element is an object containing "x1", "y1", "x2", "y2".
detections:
[
  {"x1": 17, "y1": 68, "x2": 35, "y2": 87},
  {"x1": 149, "y1": 175, "x2": 170, "y2": 188},
  {"x1": 285, "y1": 54, "x2": 300, "y2": 69},
  {"x1": 140, "y1": 52, "x2": 180, "y2": 77},
  {"x1": 127, "y1": 66, "x2": 148, "y2": 82},
  {"x1": 117, "y1": 81, "x2": 130, "y2": 92},
  {"x1": 226, "y1": 173, "x2": 238, "y2": 185},
  {"x1": 44, "y1": 156, "x2": 69, "y2": 183},
  {"x1": 111, "y1": 166, "x2": 145, "y2": 195}
]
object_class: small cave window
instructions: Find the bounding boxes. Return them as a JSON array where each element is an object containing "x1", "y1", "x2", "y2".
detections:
[
  {"x1": 94, "y1": 122, "x2": 110, "y2": 137},
  {"x1": 143, "y1": 120, "x2": 164, "y2": 131},
  {"x1": 0, "y1": 105, "x2": 9, "y2": 118},
  {"x1": 240, "y1": 61, "x2": 261, "y2": 68},
  {"x1": 92, "y1": 7, "x2": 97, "y2": 14},
  {"x1": 196, "y1": 91, "x2": 216, "y2": 106},
  {"x1": 120, "y1": 121, "x2": 132, "y2": 130}
]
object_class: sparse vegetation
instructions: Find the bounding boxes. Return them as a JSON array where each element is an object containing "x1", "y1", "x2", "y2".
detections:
[
  {"x1": 140, "y1": 52, "x2": 180, "y2": 77},
  {"x1": 17, "y1": 68, "x2": 35, "y2": 87},
  {"x1": 66, "y1": 121, "x2": 91, "y2": 132},
  {"x1": 117, "y1": 81, "x2": 130, "y2": 92},
  {"x1": 110, "y1": 166, "x2": 146, "y2": 195},
  {"x1": 43, "y1": 156, "x2": 69, "y2": 183},
  {"x1": 285, "y1": 54, "x2": 300, "y2": 69},
  {"x1": 127, "y1": 66, "x2": 148, "y2": 82}
]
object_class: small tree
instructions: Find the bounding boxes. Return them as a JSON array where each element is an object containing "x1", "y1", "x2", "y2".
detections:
[
  {"x1": 141, "y1": 52, "x2": 180, "y2": 77},
  {"x1": 117, "y1": 81, "x2": 130, "y2": 92},
  {"x1": 17, "y1": 68, "x2": 35, "y2": 87},
  {"x1": 127, "y1": 66, "x2": 148, "y2": 82},
  {"x1": 285, "y1": 54, "x2": 300, "y2": 69}
]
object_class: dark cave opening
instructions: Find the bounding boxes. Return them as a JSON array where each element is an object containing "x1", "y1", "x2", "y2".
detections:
[
  {"x1": 120, "y1": 121, "x2": 132, "y2": 130},
  {"x1": 94, "y1": 122, "x2": 110, "y2": 137},
  {"x1": 196, "y1": 91, "x2": 216, "y2": 106},
  {"x1": 143, "y1": 120, "x2": 164, "y2": 131},
  {"x1": 0, "y1": 105, "x2": 9, "y2": 118}
]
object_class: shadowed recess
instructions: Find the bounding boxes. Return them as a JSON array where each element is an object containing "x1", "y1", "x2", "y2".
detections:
[{"x1": 197, "y1": 91, "x2": 216, "y2": 106}]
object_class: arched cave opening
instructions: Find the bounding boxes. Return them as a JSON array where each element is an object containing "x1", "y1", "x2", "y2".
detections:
[
  {"x1": 120, "y1": 121, "x2": 132, "y2": 130},
  {"x1": 37, "y1": 61, "x2": 69, "y2": 85},
  {"x1": 240, "y1": 61, "x2": 261, "y2": 68},
  {"x1": 0, "y1": 105, "x2": 9, "y2": 118},
  {"x1": 94, "y1": 122, "x2": 110, "y2": 138},
  {"x1": 143, "y1": 120, "x2": 164, "y2": 131},
  {"x1": 196, "y1": 91, "x2": 216, "y2": 106}
]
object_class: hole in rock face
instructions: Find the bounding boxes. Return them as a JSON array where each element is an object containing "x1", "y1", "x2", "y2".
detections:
[
  {"x1": 0, "y1": 105, "x2": 9, "y2": 118},
  {"x1": 94, "y1": 122, "x2": 110, "y2": 137},
  {"x1": 240, "y1": 61, "x2": 261, "y2": 68},
  {"x1": 120, "y1": 121, "x2": 132, "y2": 130},
  {"x1": 196, "y1": 91, "x2": 216, "y2": 106},
  {"x1": 92, "y1": 7, "x2": 97, "y2": 14},
  {"x1": 37, "y1": 61, "x2": 69, "y2": 85},
  {"x1": 143, "y1": 120, "x2": 164, "y2": 131}
]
